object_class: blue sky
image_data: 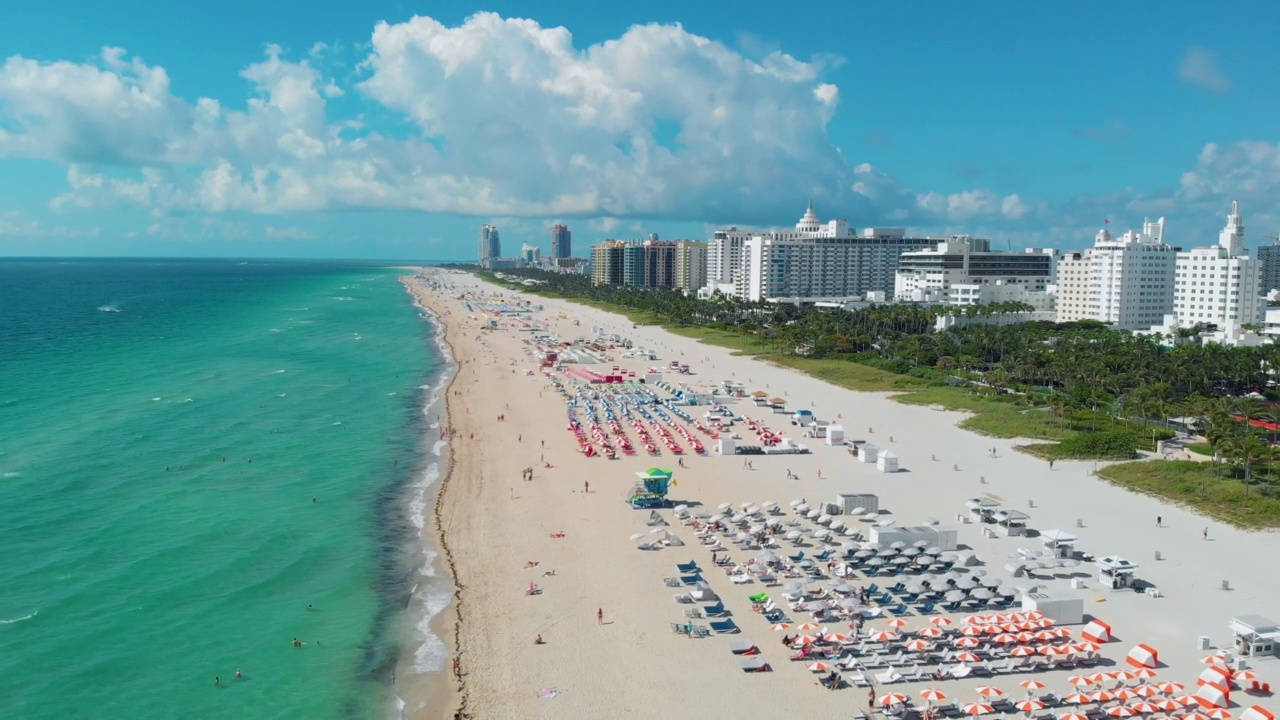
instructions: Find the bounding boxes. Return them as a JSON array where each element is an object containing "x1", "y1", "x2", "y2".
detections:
[{"x1": 1, "y1": 1, "x2": 1278, "y2": 259}]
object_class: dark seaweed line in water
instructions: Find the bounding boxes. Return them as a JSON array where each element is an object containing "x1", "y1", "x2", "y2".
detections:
[{"x1": 431, "y1": 313, "x2": 470, "y2": 718}]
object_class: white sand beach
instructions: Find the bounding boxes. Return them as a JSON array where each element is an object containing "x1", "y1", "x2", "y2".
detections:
[{"x1": 406, "y1": 268, "x2": 1279, "y2": 720}]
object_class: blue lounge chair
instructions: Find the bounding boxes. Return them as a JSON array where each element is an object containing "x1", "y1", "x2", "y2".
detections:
[
  {"x1": 889, "y1": 603, "x2": 911, "y2": 616},
  {"x1": 918, "y1": 601, "x2": 937, "y2": 614},
  {"x1": 709, "y1": 619, "x2": 740, "y2": 634},
  {"x1": 874, "y1": 593, "x2": 893, "y2": 605},
  {"x1": 703, "y1": 602, "x2": 728, "y2": 617},
  {"x1": 763, "y1": 609, "x2": 786, "y2": 623},
  {"x1": 865, "y1": 584, "x2": 880, "y2": 594},
  {"x1": 990, "y1": 596, "x2": 1014, "y2": 609},
  {"x1": 941, "y1": 601, "x2": 962, "y2": 612},
  {"x1": 886, "y1": 582, "x2": 904, "y2": 593},
  {"x1": 680, "y1": 574, "x2": 703, "y2": 585},
  {"x1": 789, "y1": 551, "x2": 806, "y2": 563},
  {"x1": 901, "y1": 593, "x2": 919, "y2": 603},
  {"x1": 813, "y1": 549, "x2": 832, "y2": 561},
  {"x1": 676, "y1": 561, "x2": 700, "y2": 573}
]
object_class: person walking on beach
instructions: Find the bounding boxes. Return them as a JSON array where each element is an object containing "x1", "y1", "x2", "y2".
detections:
[
  {"x1": 1203, "y1": 526, "x2": 1209, "y2": 540},
  {"x1": 1156, "y1": 516, "x2": 1162, "y2": 528},
  {"x1": 584, "y1": 481, "x2": 589, "y2": 494},
  {"x1": 1049, "y1": 460, "x2": 1055, "y2": 470},
  {"x1": 597, "y1": 608, "x2": 604, "y2": 625},
  {"x1": 868, "y1": 686, "x2": 877, "y2": 711}
]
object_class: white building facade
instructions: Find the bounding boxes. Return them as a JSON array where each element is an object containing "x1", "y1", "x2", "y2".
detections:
[
  {"x1": 704, "y1": 201, "x2": 934, "y2": 301},
  {"x1": 1055, "y1": 219, "x2": 1176, "y2": 330},
  {"x1": 674, "y1": 241, "x2": 708, "y2": 293},
  {"x1": 894, "y1": 238, "x2": 1056, "y2": 309},
  {"x1": 1167, "y1": 201, "x2": 1264, "y2": 332}
]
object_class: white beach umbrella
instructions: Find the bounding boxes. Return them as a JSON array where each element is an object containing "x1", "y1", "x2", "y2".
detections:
[
  {"x1": 813, "y1": 529, "x2": 831, "y2": 540},
  {"x1": 718, "y1": 502, "x2": 733, "y2": 512},
  {"x1": 796, "y1": 504, "x2": 811, "y2": 513},
  {"x1": 789, "y1": 499, "x2": 804, "y2": 508},
  {"x1": 784, "y1": 530, "x2": 802, "y2": 541},
  {"x1": 629, "y1": 533, "x2": 645, "y2": 541},
  {"x1": 890, "y1": 541, "x2": 907, "y2": 549},
  {"x1": 830, "y1": 520, "x2": 845, "y2": 531},
  {"x1": 817, "y1": 514, "x2": 833, "y2": 525},
  {"x1": 862, "y1": 512, "x2": 879, "y2": 520},
  {"x1": 673, "y1": 504, "x2": 689, "y2": 513},
  {"x1": 708, "y1": 514, "x2": 724, "y2": 523},
  {"x1": 806, "y1": 509, "x2": 821, "y2": 519},
  {"x1": 878, "y1": 519, "x2": 896, "y2": 527},
  {"x1": 849, "y1": 506, "x2": 866, "y2": 515}
]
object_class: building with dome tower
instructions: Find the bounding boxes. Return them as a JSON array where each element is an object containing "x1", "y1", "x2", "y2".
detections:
[{"x1": 701, "y1": 200, "x2": 936, "y2": 302}]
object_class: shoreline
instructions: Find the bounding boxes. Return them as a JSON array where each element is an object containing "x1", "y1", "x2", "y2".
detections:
[{"x1": 395, "y1": 273, "x2": 464, "y2": 720}]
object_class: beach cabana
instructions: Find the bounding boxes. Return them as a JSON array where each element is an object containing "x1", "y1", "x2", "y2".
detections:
[
  {"x1": 1081, "y1": 619, "x2": 1112, "y2": 643},
  {"x1": 1096, "y1": 556, "x2": 1139, "y2": 590},
  {"x1": 876, "y1": 450, "x2": 899, "y2": 473},
  {"x1": 994, "y1": 509, "x2": 1030, "y2": 537},
  {"x1": 1228, "y1": 615, "x2": 1280, "y2": 658},
  {"x1": 1241, "y1": 707, "x2": 1275, "y2": 720},
  {"x1": 1125, "y1": 643, "x2": 1159, "y2": 669},
  {"x1": 1192, "y1": 683, "x2": 1230, "y2": 709},
  {"x1": 965, "y1": 497, "x2": 1000, "y2": 523},
  {"x1": 1041, "y1": 529, "x2": 1078, "y2": 559}
]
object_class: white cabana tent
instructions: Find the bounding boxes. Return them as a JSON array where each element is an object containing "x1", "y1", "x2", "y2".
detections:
[
  {"x1": 1096, "y1": 556, "x2": 1139, "y2": 590},
  {"x1": 1041, "y1": 529, "x2": 1078, "y2": 558}
]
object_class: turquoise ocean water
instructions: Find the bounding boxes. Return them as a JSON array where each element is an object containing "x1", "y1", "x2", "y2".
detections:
[{"x1": 0, "y1": 260, "x2": 443, "y2": 719}]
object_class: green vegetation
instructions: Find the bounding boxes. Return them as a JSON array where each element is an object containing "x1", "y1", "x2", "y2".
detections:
[
  {"x1": 1098, "y1": 461, "x2": 1280, "y2": 529},
  {"x1": 466, "y1": 266, "x2": 1280, "y2": 518},
  {"x1": 1187, "y1": 443, "x2": 1215, "y2": 457}
]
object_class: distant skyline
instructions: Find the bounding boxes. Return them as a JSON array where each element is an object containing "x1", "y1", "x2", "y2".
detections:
[{"x1": 1, "y1": 1, "x2": 1279, "y2": 259}]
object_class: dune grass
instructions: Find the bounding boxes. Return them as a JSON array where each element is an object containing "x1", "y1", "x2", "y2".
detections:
[{"x1": 1097, "y1": 460, "x2": 1280, "y2": 529}]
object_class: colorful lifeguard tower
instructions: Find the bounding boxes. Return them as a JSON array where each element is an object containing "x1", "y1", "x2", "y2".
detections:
[{"x1": 626, "y1": 468, "x2": 673, "y2": 508}]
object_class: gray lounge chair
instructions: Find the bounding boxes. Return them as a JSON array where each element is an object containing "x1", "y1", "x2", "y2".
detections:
[{"x1": 739, "y1": 657, "x2": 770, "y2": 672}]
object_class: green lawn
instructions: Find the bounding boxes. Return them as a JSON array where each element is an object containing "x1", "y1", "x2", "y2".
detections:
[
  {"x1": 1186, "y1": 442, "x2": 1215, "y2": 457},
  {"x1": 1097, "y1": 461, "x2": 1280, "y2": 529}
]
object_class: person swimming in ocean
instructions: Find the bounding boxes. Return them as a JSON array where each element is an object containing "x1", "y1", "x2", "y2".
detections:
[{"x1": 292, "y1": 637, "x2": 303, "y2": 647}]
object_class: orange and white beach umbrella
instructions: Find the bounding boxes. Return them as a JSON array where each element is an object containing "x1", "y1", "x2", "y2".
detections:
[
  {"x1": 976, "y1": 686, "x2": 1007, "y2": 699},
  {"x1": 1091, "y1": 690, "x2": 1117, "y2": 704},
  {"x1": 879, "y1": 692, "x2": 909, "y2": 706},
  {"x1": 794, "y1": 634, "x2": 818, "y2": 645},
  {"x1": 955, "y1": 651, "x2": 981, "y2": 663},
  {"x1": 808, "y1": 661, "x2": 831, "y2": 672},
  {"x1": 1232, "y1": 670, "x2": 1257, "y2": 684},
  {"x1": 1132, "y1": 685, "x2": 1162, "y2": 698},
  {"x1": 1068, "y1": 676, "x2": 1096, "y2": 687},
  {"x1": 770, "y1": 623, "x2": 792, "y2": 632},
  {"x1": 827, "y1": 633, "x2": 852, "y2": 644},
  {"x1": 954, "y1": 636, "x2": 980, "y2": 648},
  {"x1": 1060, "y1": 713, "x2": 1089, "y2": 720},
  {"x1": 1017, "y1": 700, "x2": 1047, "y2": 713},
  {"x1": 961, "y1": 626, "x2": 985, "y2": 636},
  {"x1": 1181, "y1": 713, "x2": 1212, "y2": 720},
  {"x1": 1115, "y1": 689, "x2": 1141, "y2": 701},
  {"x1": 1109, "y1": 706, "x2": 1138, "y2": 718},
  {"x1": 918, "y1": 627, "x2": 944, "y2": 638},
  {"x1": 1153, "y1": 700, "x2": 1184, "y2": 713},
  {"x1": 868, "y1": 629, "x2": 899, "y2": 642},
  {"x1": 905, "y1": 639, "x2": 933, "y2": 652},
  {"x1": 1010, "y1": 646, "x2": 1036, "y2": 657},
  {"x1": 1021, "y1": 680, "x2": 1048, "y2": 691},
  {"x1": 964, "y1": 614, "x2": 990, "y2": 625},
  {"x1": 1199, "y1": 710, "x2": 1231, "y2": 720},
  {"x1": 1055, "y1": 628, "x2": 1074, "y2": 639},
  {"x1": 886, "y1": 617, "x2": 910, "y2": 628},
  {"x1": 1112, "y1": 670, "x2": 1138, "y2": 683},
  {"x1": 1132, "y1": 668, "x2": 1158, "y2": 680},
  {"x1": 796, "y1": 622, "x2": 822, "y2": 632},
  {"x1": 1155, "y1": 683, "x2": 1185, "y2": 696},
  {"x1": 991, "y1": 633, "x2": 1016, "y2": 645},
  {"x1": 1064, "y1": 694, "x2": 1093, "y2": 706},
  {"x1": 920, "y1": 688, "x2": 949, "y2": 702},
  {"x1": 1200, "y1": 653, "x2": 1228, "y2": 666},
  {"x1": 931, "y1": 616, "x2": 956, "y2": 627},
  {"x1": 1131, "y1": 702, "x2": 1162, "y2": 714},
  {"x1": 1023, "y1": 609, "x2": 1045, "y2": 620},
  {"x1": 964, "y1": 703, "x2": 996, "y2": 716},
  {"x1": 1075, "y1": 641, "x2": 1102, "y2": 653}
]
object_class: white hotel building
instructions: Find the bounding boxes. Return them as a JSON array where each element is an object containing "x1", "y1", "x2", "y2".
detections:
[
  {"x1": 895, "y1": 238, "x2": 1057, "y2": 311},
  {"x1": 1156, "y1": 201, "x2": 1264, "y2": 337},
  {"x1": 1055, "y1": 218, "x2": 1177, "y2": 330},
  {"x1": 703, "y1": 201, "x2": 935, "y2": 301},
  {"x1": 1057, "y1": 202, "x2": 1264, "y2": 336}
]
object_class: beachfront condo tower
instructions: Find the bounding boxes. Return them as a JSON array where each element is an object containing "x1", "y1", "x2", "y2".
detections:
[
  {"x1": 478, "y1": 224, "x2": 501, "y2": 265},
  {"x1": 552, "y1": 224, "x2": 572, "y2": 259}
]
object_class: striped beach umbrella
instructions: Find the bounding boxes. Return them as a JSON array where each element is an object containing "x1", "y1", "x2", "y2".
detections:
[
  {"x1": 1131, "y1": 703, "x2": 1162, "y2": 715},
  {"x1": 1021, "y1": 680, "x2": 1048, "y2": 691},
  {"x1": 1018, "y1": 700, "x2": 1047, "y2": 713},
  {"x1": 879, "y1": 692, "x2": 909, "y2": 706},
  {"x1": 931, "y1": 616, "x2": 956, "y2": 627},
  {"x1": 964, "y1": 703, "x2": 996, "y2": 716},
  {"x1": 921, "y1": 689, "x2": 949, "y2": 702},
  {"x1": 1110, "y1": 706, "x2": 1137, "y2": 718},
  {"x1": 1064, "y1": 694, "x2": 1093, "y2": 706},
  {"x1": 1060, "y1": 714, "x2": 1089, "y2": 720},
  {"x1": 955, "y1": 651, "x2": 981, "y2": 663},
  {"x1": 954, "y1": 636, "x2": 980, "y2": 648},
  {"x1": 976, "y1": 686, "x2": 1007, "y2": 699},
  {"x1": 1068, "y1": 676, "x2": 1095, "y2": 687}
]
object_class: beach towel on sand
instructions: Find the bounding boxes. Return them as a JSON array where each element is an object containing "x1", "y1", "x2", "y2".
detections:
[{"x1": 538, "y1": 688, "x2": 559, "y2": 699}]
